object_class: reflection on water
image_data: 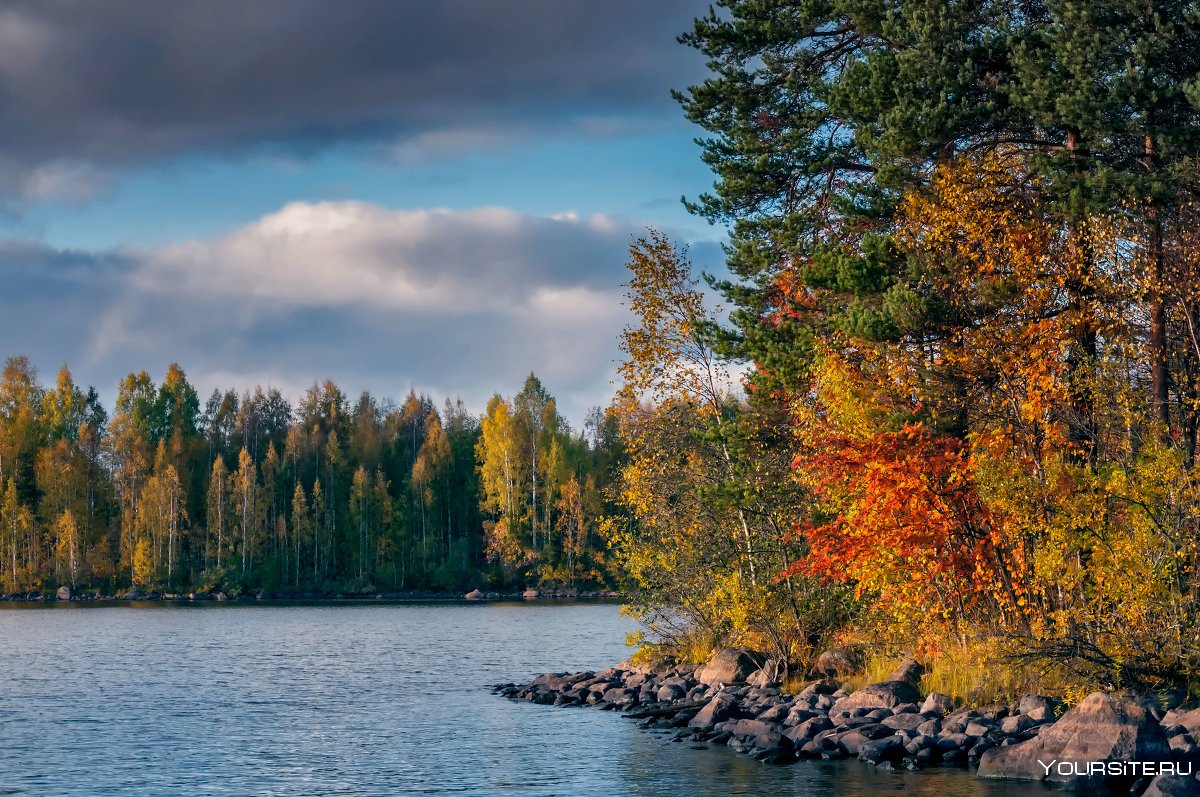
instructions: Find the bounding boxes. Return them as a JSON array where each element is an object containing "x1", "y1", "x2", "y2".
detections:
[{"x1": 0, "y1": 602, "x2": 1054, "y2": 796}]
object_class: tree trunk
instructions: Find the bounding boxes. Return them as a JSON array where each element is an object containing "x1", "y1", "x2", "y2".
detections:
[
  {"x1": 1144, "y1": 136, "x2": 1171, "y2": 437},
  {"x1": 1064, "y1": 128, "x2": 1098, "y2": 463}
]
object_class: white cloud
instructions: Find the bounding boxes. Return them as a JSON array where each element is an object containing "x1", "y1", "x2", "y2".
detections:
[
  {"x1": 0, "y1": 201, "x2": 724, "y2": 425},
  {"x1": 128, "y1": 202, "x2": 631, "y2": 318}
]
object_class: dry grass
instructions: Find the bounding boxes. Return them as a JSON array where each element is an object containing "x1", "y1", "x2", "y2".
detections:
[{"x1": 833, "y1": 638, "x2": 1078, "y2": 708}]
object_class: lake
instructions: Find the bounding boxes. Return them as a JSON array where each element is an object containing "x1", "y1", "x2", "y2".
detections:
[{"x1": 0, "y1": 602, "x2": 1055, "y2": 796}]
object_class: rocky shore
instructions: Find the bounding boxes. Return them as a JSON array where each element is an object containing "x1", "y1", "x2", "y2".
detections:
[
  {"x1": 0, "y1": 586, "x2": 621, "y2": 603},
  {"x1": 495, "y1": 648, "x2": 1200, "y2": 796}
]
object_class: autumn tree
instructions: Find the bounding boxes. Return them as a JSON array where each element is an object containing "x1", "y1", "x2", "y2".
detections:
[
  {"x1": 609, "y1": 233, "x2": 848, "y2": 662},
  {"x1": 477, "y1": 395, "x2": 526, "y2": 578}
]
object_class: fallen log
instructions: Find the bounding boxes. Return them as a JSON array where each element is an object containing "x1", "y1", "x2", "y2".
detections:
[{"x1": 624, "y1": 700, "x2": 709, "y2": 719}]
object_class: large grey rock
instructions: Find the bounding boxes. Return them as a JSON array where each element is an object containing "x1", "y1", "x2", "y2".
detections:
[
  {"x1": 917, "y1": 718, "x2": 941, "y2": 736},
  {"x1": 785, "y1": 715, "x2": 832, "y2": 743},
  {"x1": 977, "y1": 692, "x2": 1171, "y2": 791},
  {"x1": 1018, "y1": 695, "x2": 1057, "y2": 716},
  {"x1": 747, "y1": 657, "x2": 787, "y2": 688},
  {"x1": 882, "y1": 712, "x2": 926, "y2": 731},
  {"x1": 840, "y1": 729, "x2": 878, "y2": 753},
  {"x1": 937, "y1": 733, "x2": 972, "y2": 752},
  {"x1": 657, "y1": 683, "x2": 687, "y2": 703},
  {"x1": 1000, "y1": 714, "x2": 1037, "y2": 735},
  {"x1": 755, "y1": 703, "x2": 789, "y2": 723},
  {"x1": 1143, "y1": 775, "x2": 1200, "y2": 797},
  {"x1": 1164, "y1": 708, "x2": 1200, "y2": 735},
  {"x1": 601, "y1": 687, "x2": 638, "y2": 706},
  {"x1": 698, "y1": 649, "x2": 764, "y2": 686},
  {"x1": 784, "y1": 707, "x2": 817, "y2": 726},
  {"x1": 1026, "y1": 705, "x2": 1052, "y2": 722},
  {"x1": 56, "y1": 585, "x2": 72, "y2": 601},
  {"x1": 726, "y1": 718, "x2": 784, "y2": 743},
  {"x1": 965, "y1": 720, "x2": 995, "y2": 737},
  {"x1": 689, "y1": 693, "x2": 737, "y2": 730},
  {"x1": 859, "y1": 736, "x2": 906, "y2": 764},
  {"x1": 838, "y1": 725, "x2": 892, "y2": 755},
  {"x1": 464, "y1": 588, "x2": 484, "y2": 600},
  {"x1": 798, "y1": 680, "x2": 838, "y2": 698},
  {"x1": 746, "y1": 670, "x2": 773, "y2": 689},
  {"x1": 905, "y1": 734, "x2": 936, "y2": 754},
  {"x1": 830, "y1": 682, "x2": 922, "y2": 716},
  {"x1": 815, "y1": 648, "x2": 860, "y2": 678},
  {"x1": 885, "y1": 656, "x2": 924, "y2": 686},
  {"x1": 921, "y1": 692, "x2": 955, "y2": 715}
]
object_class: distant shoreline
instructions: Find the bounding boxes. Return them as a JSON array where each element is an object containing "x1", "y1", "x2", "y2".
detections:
[{"x1": 0, "y1": 589, "x2": 625, "y2": 605}]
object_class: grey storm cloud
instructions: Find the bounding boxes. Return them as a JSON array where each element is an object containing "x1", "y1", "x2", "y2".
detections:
[
  {"x1": 0, "y1": 0, "x2": 705, "y2": 199},
  {"x1": 0, "y1": 201, "x2": 723, "y2": 423}
]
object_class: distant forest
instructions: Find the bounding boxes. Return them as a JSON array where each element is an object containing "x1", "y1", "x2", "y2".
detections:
[{"x1": 0, "y1": 358, "x2": 624, "y2": 596}]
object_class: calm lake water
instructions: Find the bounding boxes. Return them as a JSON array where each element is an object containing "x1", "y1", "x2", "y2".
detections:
[{"x1": 0, "y1": 602, "x2": 1056, "y2": 796}]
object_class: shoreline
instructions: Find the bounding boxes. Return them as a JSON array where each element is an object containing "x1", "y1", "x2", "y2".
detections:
[
  {"x1": 496, "y1": 650, "x2": 1200, "y2": 796},
  {"x1": 0, "y1": 589, "x2": 624, "y2": 604}
]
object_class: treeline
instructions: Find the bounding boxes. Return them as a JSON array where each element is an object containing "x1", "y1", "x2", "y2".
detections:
[
  {"x1": 609, "y1": 0, "x2": 1200, "y2": 697},
  {"x1": 0, "y1": 360, "x2": 623, "y2": 595}
]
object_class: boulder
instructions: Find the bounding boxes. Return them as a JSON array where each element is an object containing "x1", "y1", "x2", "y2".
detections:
[
  {"x1": 1026, "y1": 706, "x2": 1052, "y2": 722},
  {"x1": 747, "y1": 669, "x2": 777, "y2": 689},
  {"x1": 601, "y1": 687, "x2": 638, "y2": 706},
  {"x1": 921, "y1": 692, "x2": 955, "y2": 715},
  {"x1": 965, "y1": 720, "x2": 995, "y2": 737},
  {"x1": 657, "y1": 683, "x2": 687, "y2": 703},
  {"x1": 727, "y1": 718, "x2": 784, "y2": 743},
  {"x1": 798, "y1": 680, "x2": 838, "y2": 698},
  {"x1": 882, "y1": 712, "x2": 926, "y2": 732},
  {"x1": 698, "y1": 649, "x2": 765, "y2": 686},
  {"x1": 859, "y1": 736, "x2": 906, "y2": 764},
  {"x1": 522, "y1": 588, "x2": 539, "y2": 600},
  {"x1": 815, "y1": 648, "x2": 860, "y2": 678},
  {"x1": 977, "y1": 692, "x2": 1171, "y2": 791},
  {"x1": 532, "y1": 671, "x2": 569, "y2": 687},
  {"x1": 1000, "y1": 714, "x2": 1037, "y2": 735},
  {"x1": 755, "y1": 704, "x2": 789, "y2": 723},
  {"x1": 937, "y1": 733, "x2": 972, "y2": 753},
  {"x1": 838, "y1": 724, "x2": 893, "y2": 755},
  {"x1": 55, "y1": 585, "x2": 72, "y2": 601},
  {"x1": 905, "y1": 734, "x2": 936, "y2": 754},
  {"x1": 830, "y1": 681, "x2": 922, "y2": 716},
  {"x1": 917, "y1": 718, "x2": 942, "y2": 736},
  {"x1": 689, "y1": 693, "x2": 738, "y2": 730},
  {"x1": 785, "y1": 715, "x2": 832, "y2": 743},
  {"x1": 885, "y1": 656, "x2": 925, "y2": 686},
  {"x1": 1019, "y1": 695, "x2": 1057, "y2": 716},
  {"x1": 748, "y1": 657, "x2": 787, "y2": 688},
  {"x1": 1143, "y1": 775, "x2": 1200, "y2": 797},
  {"x1": 1165, "y1": 708, "x2": 1200, "y2": 735},
  {"x1": 464, "y1": 589, "x2": 484, "y2": 600}
]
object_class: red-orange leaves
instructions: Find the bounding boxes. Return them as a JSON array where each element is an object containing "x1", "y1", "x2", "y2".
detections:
[{"x1": 786, "y1": 422, "x2": 1017, "y2": 630}]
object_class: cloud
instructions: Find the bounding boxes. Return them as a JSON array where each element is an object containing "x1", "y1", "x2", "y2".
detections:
[
  {"x1": 0, "y1": 202, "x2": 724, "y2": 424},
  {"x1": 0, "y1": 1, "x2": 704, "y2": 201},
  {"x1": 122, "y1": 202, "x2": 630, "y2": 315}
]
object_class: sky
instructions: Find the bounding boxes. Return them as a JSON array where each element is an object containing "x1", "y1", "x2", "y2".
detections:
[{"x1": 0, "y1": 0, "x2": 727, "y2": 426}]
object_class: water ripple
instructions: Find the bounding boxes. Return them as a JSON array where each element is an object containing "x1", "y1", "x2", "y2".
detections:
[{"x1": 0, "y1": 603, "x2": 1051, "y2": 796}]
